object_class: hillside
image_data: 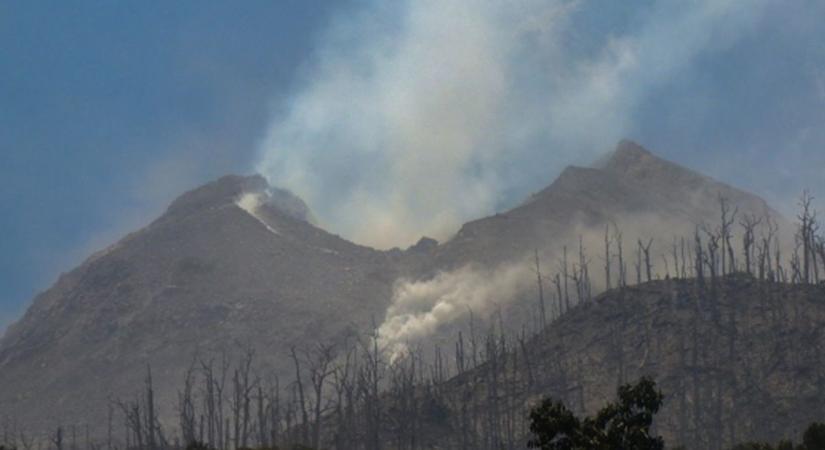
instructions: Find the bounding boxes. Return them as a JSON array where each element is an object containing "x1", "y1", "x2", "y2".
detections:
[
  {"x1": 0, "y1": 141, "x2": 795, "y2": 441},
  {"x1": 432, "y1": 276, "x2": 825, "y2": 450},
  {"x1": 0, "y1": 175, "x2": 399, "y2": 434},
  {"x1": 426, "y1": 140, "x2": 783, "y2": 273},
  {"x1": 305, "y1": 277, "x2": 825, "y2": 450}
]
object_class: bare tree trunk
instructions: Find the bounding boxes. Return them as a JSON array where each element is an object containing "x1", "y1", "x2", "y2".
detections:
[
  {"x1": 289, "y1": 346, "x2": 309, "y2": 447},
  {"x1": 740, "y1": 214, "x2": 761, "y2": 276},
  {"x1": 107, "y1": 404, "x2": 113, "y2": 450},
  {"x1": 578, "y1": 236, "x2": 591, "y2": 302},
  {"x1": 604, "y1": 224, "x2": 612, "y2": 290},
  {"x1": 533, "y1": 249, "x2": 547, "y2": 329},
  {"x1": 51, "y1": 427, "x2": 63, "y2": 450},
  {"x1": 553, "y1": 274, "x2": 563, "y2": 318},
  {"x1": 178, "y1": 361, "x2": 197, "y2": 446},
  {"x1": 562, "y1": 246, "x2": 570, "y2": 312},
  {"x1": 144, "y1": 365, "x2": 157, "y2": 450},
  {"x1": 798, "y1": 191, "x2": 814, "y2": 284},
  {"x1": 309, "y1": 343, "x2": 336, "y2": 450},
  {"x1": 615, "y1": 229, "x2": 626, "y2": 287},
  {"x1": 639, "y1": 238, "x2": 653, "y2": 282},
  {"x1": 717, "y1": 195, "x2": 738, "y2": 276}
]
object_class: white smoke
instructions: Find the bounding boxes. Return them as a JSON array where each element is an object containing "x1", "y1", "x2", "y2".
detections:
[
  {"x1": 236, "y1": 192, "x2": 281, "y2": 235},
  {"x1": 256, "y1": 0, "x2": 771, "y2": 250},
  {"x1": 378, "y1": 263, "x2": 533, "y2": 358}
]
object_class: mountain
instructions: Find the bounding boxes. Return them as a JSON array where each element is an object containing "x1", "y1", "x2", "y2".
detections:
[
  {"x1": 391, "y1": 140, "x2": 787, "y2": 355},
  {"x1": 427, "y1": 140, "x2": 783, "y2": 273},
  {"x1": 0, "y1": 141, "x2": 791, "y2": 437},
  {"x1": 317, "y1": 277, "x2": 825, "y2": 450},
  {"x1": 0, "y1": 174, "x2": 399, "y2": 434}
]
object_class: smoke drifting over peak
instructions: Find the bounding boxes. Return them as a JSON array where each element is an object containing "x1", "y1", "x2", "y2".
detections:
[{"x1": 256, "y1": 0, "x2": 771, "y2": 249}]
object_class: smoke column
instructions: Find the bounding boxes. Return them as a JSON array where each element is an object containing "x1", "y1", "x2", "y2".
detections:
[{"x1": 256, "y1": 0, "x2": 770, "y2": 250}]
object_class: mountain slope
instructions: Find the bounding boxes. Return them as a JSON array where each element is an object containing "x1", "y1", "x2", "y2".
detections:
[
  {"x1": 0, "y1": 175, "x2": 399, "y2": 433},
  {"x1": 429, "y1": 276, "x2": 825, "y2": 449},
  {"x1": 383, "y1": 141, "x2": 787, "y2": 357},
  {"x1": 427, "y1": 140, "x2": 783, "y2": 273},
  {"x1": 0, "y1": 141, "x2": 791, "y2": 438}
]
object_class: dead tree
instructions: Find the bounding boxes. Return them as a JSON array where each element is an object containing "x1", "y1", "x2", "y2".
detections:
[
  {"x1": 575, "y1": 236, "x2": 591, "y2": 302},
  {"x1": 638, "y1": 238, "x2": 654, "y2": 282},
  {"x1": 604, "y1": 224, "x2": 612, "y2": 290},
  {"x1": 200, "y1": 359, "x2": 216, "y2": 448},
  {"x1": 50, "y1": 427, "x2": 64, "y2": 450},
  {"x1": 254, "y1": 383, "x2": 267, "y2": 449},
  {"x1": 358, "y1": 322, "x2": 385, "y2": 450},
  {"x1": 758, "y1": 217, "x2": 779, "y2": 282},
  {"x1": 717, "y1": 195, "x2": 738, "y2": 276},
  {"x1": 702, "y1": 225, "x2": 720, "y2": 283},
  {"x1": 799, "y1": 191, "x2": 813, "y2": 283},
  {"x1": 144, "y1": 365, "x2": 158, "y2": 450},
  {"x1": 231, "y1": 349, "x2": 256, "y2": 450},
  {"x1": 107, "y1": 403, "x2": 114, "y2": 450},
  {"x1": 740, "y1": 214, "x2": 761, "y2": 276},
  {"x1": 116, "y1": 397, "x2": 143, "y2": 450},
  {"x1": 289, "y1": 346, "x2": 309, "y2": 446},
  {"x1": 18, "y1": 431, "x2": 34, "y2": 450},
  {"x1": 560, "y1": 246, "x2": 570, "y2": 312},
  {"x1": 791, "y1": 238, "x2": 803, "y2": 284},
  {"x1": 695, "y1": 228, "x2": 705, "y2": 284},
  {"x1": 517, "y1": 328, "x2": 535, "y2": 392},
  {"x1": 200, "y1": 354, "x2": 229, "y2": 450},
  {"x1": 332, "y1": 344, "x2": 357, "y2": 450},
  {"x1": 455, "y1": 331, "x2": 466, "y2": 375},
  {"x1": 552, "y1": 274, "x2": 563, "y2": 318},
  {"x1": 268, "y1": 377, "x2": 282, "y2": 449},
  {"x1": 681, "y1": 237, "x2": 690, "y2": 279},
  {"x1": 775, "y1": 233, "x2": 786, "y2": 283},
  {"x1": 483, "y1": 328, "x2": 503, "y2": 449},
  {"x1": 533, "y1": 249, "x2": 547, "y2": 328},
  {"x1": 308, "y1": 343, "x2": 336, "y2": 450},
  {"x1": 468, "y1": 309, "x2": 479, "y2": 369},
  {"x1": 615, "y1": 228, "x2": 627, "y2": 287},
  {"x1": 671, "y1": 237, "x2": 680, "y2": 280},
  {"x1": 178, "y1": 361, "x2": 197, "y2": 446},
  {"x1": 797, "y1": 191, "x2": 819, "y2": 283}
]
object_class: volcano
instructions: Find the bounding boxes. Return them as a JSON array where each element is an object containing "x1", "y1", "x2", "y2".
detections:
[{"x1": 0, "y1": 141, "x2": 788, "y2": 436}]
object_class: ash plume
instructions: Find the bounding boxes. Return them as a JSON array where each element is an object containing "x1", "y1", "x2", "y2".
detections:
[
  {"x1": 378, "y1": 263, "x2": 532, "y2": 359},
  {"x1": 256, "y1": 0, "x2": 771, "y2": 249}
]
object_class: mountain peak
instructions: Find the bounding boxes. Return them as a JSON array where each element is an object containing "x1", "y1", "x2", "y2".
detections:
[
  {"x1": 600, "y1": 139, "x2": 700, "y2": 186},
  {"x1": 616, "y1": 138, "x2": 651, "y2": 155},
  {"x1": 167, "y1": 174, "x2": 269, "y2": 216},
  {"x1": 165, "y1": 174, "x2": 313, "y2": 223},
  {"x1": 602, "y1": 139, "x2": 658, "y2": 173}
]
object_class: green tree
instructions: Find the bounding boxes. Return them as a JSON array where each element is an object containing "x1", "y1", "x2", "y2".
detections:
[
  {"x1": 528, "y1": 399, "x2": 584, "y2": 449},
  {"x1": 803, "y1": 422, "x2": 825, "y2": 450},
  {"x1": 528, "y1": 377, "x2": 664, "y2": 450}
]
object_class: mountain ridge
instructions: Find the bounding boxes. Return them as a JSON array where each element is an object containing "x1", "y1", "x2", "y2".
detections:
[{"x1": 0, "y1": 140, "x2": 792, "y2": 437}]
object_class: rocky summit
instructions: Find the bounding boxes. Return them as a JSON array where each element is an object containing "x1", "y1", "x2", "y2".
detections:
[{"x1": 0, "y1": 141, "x2": 791, "y2": 438}]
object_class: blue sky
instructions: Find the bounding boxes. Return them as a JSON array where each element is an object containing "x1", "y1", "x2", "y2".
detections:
[
  {"x1": 0, "y1": 1, "x2": 351, "y2": 328},
  {"x1": 2, "y1": 0, "x2": 825, "y2": 331}
]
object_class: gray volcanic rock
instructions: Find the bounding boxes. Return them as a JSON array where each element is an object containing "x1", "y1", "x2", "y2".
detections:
[
  {"x1": 0, "y1": 174, "x2": 398, "y2": 434},
  {"x1": 0, "y1": 141, "x2": 789, "y2": 437},
  {"x1": 426, "y1": 140, "x2": 784, "y2": 274},
  {"x1": 432, "y1": 277, "x2": 825, "y2": 449}
]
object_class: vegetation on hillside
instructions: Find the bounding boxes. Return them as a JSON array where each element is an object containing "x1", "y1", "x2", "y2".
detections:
[{"x1": 2, "y1": 192, "x2": 825, "y2": 450}]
